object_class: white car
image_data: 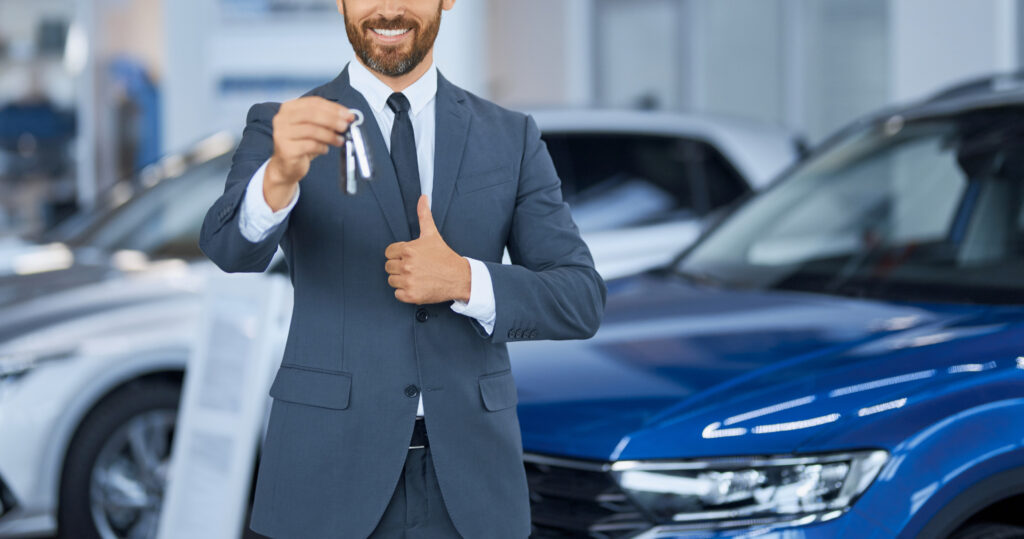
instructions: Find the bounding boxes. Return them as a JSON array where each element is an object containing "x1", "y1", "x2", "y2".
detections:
[
  {"x1": 0, "y1": 257, "x2": 284, "y2": 539},
  {"x1": 0, "y1": 110, "x2": 796, "y2": 538},
  {"x1": 530, "y1": 110, "x2": 798, "y2": 278}
]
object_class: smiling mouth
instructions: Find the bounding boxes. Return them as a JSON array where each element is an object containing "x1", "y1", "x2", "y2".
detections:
[{"x1": 370, "y1": 28, "x2": 412, "y2": 43}]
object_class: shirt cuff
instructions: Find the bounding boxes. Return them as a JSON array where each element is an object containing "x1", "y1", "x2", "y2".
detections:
[
  {"x1": 238, "y1": 158, "x2": 300, "y2": 243},
  {"x1": 450, "y1": 257, "x2": 495, "y2": 335}
]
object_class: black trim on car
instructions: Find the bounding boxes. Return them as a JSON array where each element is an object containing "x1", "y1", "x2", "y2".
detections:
[
  {"x1": 0, "y1": 472, "x2": 18, "y2": 518},
  {"x1": 912, "y1": 466, "x2": 1024, "y2": 538}
]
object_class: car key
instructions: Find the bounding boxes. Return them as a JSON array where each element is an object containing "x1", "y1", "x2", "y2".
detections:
[
  {"x1": 349, "y1": 111, "x2": 373, "y2": 181},
  {"x1": 344, "y1": 130, "x2": 357, "y2": 195},
  {"x1": 340, "y1": 109, "x2": 374, "y2": 195}
]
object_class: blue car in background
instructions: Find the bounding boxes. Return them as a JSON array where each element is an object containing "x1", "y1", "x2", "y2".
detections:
[{"x1": 511, "y1": 76, "x2": 1024, "y2": 538}]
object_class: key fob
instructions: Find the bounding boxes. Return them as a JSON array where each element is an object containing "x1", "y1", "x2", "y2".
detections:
[
  {"x1": 344, "y1": 133, "x2": 357, "y2": 195},
  {"x1": 338, "y1": 109, "x2": 373, "y2": 195},
  {"x1": 349, "y1": 118, "x2": 373, "y2": 181}
]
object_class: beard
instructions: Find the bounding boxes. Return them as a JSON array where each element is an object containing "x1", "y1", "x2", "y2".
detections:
[{"x1": 343, "y1": 1, "x2": 443, "y2": 77}]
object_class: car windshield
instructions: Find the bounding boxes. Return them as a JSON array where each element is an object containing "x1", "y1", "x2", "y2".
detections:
[
  {"x1": 676, "y1": 108, "x2": 1024, "y2": 304},
  {"x1": 68, "y1": 153, "x2": 231, "y2": 259}
]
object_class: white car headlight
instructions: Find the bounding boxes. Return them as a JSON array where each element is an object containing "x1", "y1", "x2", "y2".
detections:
[{"x1": 610, "y1": 450, "x2": 887, "y2": 530}]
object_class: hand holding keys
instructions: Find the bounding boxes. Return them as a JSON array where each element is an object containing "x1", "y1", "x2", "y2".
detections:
[
  {"x1": 265, "y1": 96, "x2": 375, "y2": 203},
  {"x1": 265, "y1": 96, "x2": 358, "y2": 210}
]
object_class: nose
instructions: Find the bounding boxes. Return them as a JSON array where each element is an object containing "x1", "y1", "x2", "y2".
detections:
[{"x1": 377, "y1": 0, "x2": 407, "y2": 18}]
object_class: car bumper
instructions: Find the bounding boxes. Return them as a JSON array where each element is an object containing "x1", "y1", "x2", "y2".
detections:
[
  {"x1": 0, "y1": 473, "x2": 53, "y2": 538},
  {"x1": 623, "y1": 508, "x2": 889, "y2": 538}
]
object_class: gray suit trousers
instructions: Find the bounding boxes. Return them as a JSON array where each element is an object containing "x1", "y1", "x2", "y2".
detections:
[{"x1": 368, "y1": 446, "x2": 462, "y2": 539}]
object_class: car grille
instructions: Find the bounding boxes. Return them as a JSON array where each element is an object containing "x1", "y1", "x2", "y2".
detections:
[{"x1": 524, "y1": 453, "x2": 652, "y2": 538}]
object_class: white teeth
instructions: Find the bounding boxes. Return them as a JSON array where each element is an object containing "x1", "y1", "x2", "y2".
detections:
[{"x1": 372, "y1": 28, "x2": 410, "y2": 37}]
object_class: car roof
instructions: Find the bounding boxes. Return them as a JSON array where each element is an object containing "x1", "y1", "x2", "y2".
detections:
[
  {"x1": 778, "y1": 72, "x2": 1024, "y2": 176},
  {"x1": 919, "y1": 71, "x2": 1024, "y2": 105},
  {"x1": 525, "y1": 108, "x2": 799, "y2": 189},
  {"x1": 833, "y1": 72, "x2": 1024, "y2": 137}
]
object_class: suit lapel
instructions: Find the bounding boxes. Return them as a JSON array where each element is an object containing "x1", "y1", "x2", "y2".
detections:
[
  {"x1": 323, "y1": 66, "x2": 411, "y2": 243},
  {"x1": 430, "y1": 71, "x2": 471, "y2": 237},
  {"x1": 319, "y1": 66, "x2": 471, "y2": 242}
]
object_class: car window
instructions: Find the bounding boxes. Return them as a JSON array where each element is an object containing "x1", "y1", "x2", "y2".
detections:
[
  {"x1": 678, "y1": 110, "x2": 1024, "y2": 304},
  {"x1": 745, "y1": 132, "x2": 966, "y2": 266},
  {"x1": 39, "y1": 179, "x2": 136, "y2": 244},
  {"x1": 76, "y1": 154, "x2": 231, "y2": 259},
  {"x1": 542, "y1": 133, "x2": 749, "y2": 232}
]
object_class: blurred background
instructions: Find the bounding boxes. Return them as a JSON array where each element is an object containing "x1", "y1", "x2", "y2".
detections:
[
  {"x1": 4, "y1": 1, "x2": 1024, "y2": 539},
  {"x1": 3, "y1": 0, "x2": 1022, "y2": 238}
]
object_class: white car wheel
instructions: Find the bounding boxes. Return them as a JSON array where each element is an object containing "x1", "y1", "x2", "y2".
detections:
[{"x1": 57, "y1": 381, "x2": 179, "y2": 539}]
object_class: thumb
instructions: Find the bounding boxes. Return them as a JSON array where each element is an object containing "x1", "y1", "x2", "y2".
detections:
[{"x1": 417, "y1": 194, "x2": 438, "y2": 237}]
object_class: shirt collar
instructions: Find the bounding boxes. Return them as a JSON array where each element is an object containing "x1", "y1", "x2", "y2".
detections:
[{"x1": 347, "y1": 58, "x2": 437, "y2": 118}]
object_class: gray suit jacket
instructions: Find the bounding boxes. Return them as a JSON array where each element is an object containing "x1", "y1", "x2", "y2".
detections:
[{"x1": 199, "y1": 65, "x2": 606, "y2": 539}]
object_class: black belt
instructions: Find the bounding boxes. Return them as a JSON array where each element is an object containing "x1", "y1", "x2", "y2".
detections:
[{"x1": 410, "y1": 417, "x2": 428, "y2": 449}]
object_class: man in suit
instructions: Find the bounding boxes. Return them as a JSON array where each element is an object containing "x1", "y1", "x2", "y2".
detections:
[{"x1": 199, "y1": 0, "x2": 606, "y2": 537}]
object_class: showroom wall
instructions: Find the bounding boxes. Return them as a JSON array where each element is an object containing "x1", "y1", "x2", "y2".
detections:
[
  {"x1": 77, "y1": 0, "x2": 1024, "y2": 204},
  {"x1": 161, "y1": 0, "x2": 488, "y2": 155},
  {"x1": 890, "y1": 0, "x2": 1017, "y2": 101},
  {"x1": 489, "y1": 0, "x2": 1020, "y2": 144},
  {"x1": 488, "y1": 0, "x2": 893, "y2": 142},
  {"x1": 8, "y1": 0, "x2": 1024, "y2": 214}
]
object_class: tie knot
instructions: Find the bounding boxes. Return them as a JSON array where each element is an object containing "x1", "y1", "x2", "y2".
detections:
[{"x1": 387, "y1": 92, "x2": 411, "y2": 114}]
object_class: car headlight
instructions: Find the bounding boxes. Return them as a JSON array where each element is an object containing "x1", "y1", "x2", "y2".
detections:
[{"x1": 610, "y1": 450, "x2": 887, "y2": 530}]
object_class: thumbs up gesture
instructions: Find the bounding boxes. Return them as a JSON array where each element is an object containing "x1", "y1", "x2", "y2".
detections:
[{"x1": 384, "y1": 195, "x2": 472, "y2": 305}]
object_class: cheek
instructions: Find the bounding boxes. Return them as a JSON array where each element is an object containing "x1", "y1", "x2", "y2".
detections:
[
  {"x1": 411, "y1": 0, "x2": 445, "y2": 20},
  {"x1": 340, "y1": 0, "x2": 373, "y2": 21}
]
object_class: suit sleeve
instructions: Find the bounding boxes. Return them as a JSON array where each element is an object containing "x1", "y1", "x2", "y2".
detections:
[
  {"x1": 199, "y1": 101, "x2": 289, "y2": 273},
  {"x1": 477, "y1": 114, "x2": 607, "y2": 343}
]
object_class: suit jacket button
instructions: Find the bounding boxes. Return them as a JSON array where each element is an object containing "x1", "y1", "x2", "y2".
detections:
[
  {"x1": 528, "y1": 329, "x2": 538, "y2": 338},
  {"x1": 416, "y1": 308, "x2": 429, "y2": 323},
  {"x1": 405, "y1": 384, "x2": 419, "y2": 398},
  {"x1": 507, "y1": 329, "x2": 515, "y2": 339}
]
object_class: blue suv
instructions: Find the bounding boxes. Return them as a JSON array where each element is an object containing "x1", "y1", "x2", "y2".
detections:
[{"x1": 511, "y1": 76, "x2": 1024, "y2": 538}]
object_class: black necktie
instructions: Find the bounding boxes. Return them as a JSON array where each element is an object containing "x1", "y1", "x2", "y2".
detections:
[{"x1": 387, "y1": 92, "x2": 421, "y2": 239}]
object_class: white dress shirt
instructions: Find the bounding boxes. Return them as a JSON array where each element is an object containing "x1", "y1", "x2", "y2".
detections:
[{"x1": 237, "y1": 58, "x2": 497, "y2": 416}]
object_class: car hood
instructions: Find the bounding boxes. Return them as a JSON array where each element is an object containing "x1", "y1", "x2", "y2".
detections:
[
  {"x1": 0, "y1": 244, "x2": 208, "y2": 311},
  {"x1": 581, "y1": 220, "x2": 704, "y2": 280},
  {"x1": 510, "y1": 273, "x2": 1018, "y2": 461},
  {"x1": 0, "y1": 258, "x2": 208, "y2": 349},
  {"x1": 0, "y1": 245, "x2": 125, "y2": 308}
]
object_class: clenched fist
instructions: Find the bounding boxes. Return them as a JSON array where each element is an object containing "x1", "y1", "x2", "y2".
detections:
[
  {"x1": 264, "y1": 96, "x2": 356, "y2": 211},
  {"x1": 385, "y1": 195, "x2": 472, "y2": 305}
]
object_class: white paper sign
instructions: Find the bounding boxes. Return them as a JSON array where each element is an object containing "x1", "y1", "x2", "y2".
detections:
[{"x1": 157, "y1": 269, "x2": 291, "y2": 539}]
